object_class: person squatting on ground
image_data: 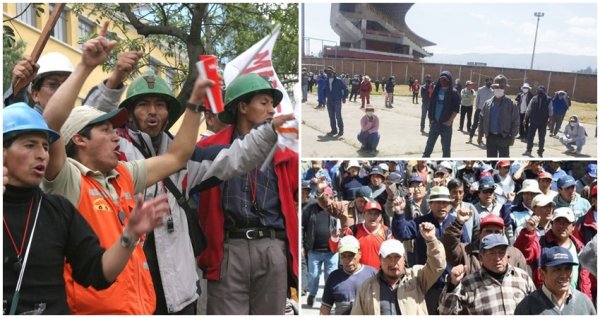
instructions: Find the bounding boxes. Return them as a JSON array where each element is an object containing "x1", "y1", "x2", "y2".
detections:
[
  {"x1": 422, "y1": 71, "x2": 460, "y2": 158},
  {"x1": 3, "y1": 103, "x2": 169, "y2": 314},
  {"x1": 477, "y1": 74, "x2": 520, "y2": 157},
  {"x1": 357, "y1": 104, "x2": 380, "y2": 155},
  {"x1": 560, "y1": 115, "x2": 587, "y2": 154},
  {"x1": 351, "y1": 228, "x2": 446, "y2": 315}
]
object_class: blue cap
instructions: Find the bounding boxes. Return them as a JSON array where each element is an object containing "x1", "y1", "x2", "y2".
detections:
[
  {"x1": 369, "y1": 166, "x2": 385, "y2": 177},
  {"x1": 387, "y1": 172, "x2": 403, "y2": 184},
  {"x1": 541, "y1": 246, "x2": 578, "y2": 267},
  {"x1": 480, "y1": 164, "x2": 493, "y2": 172},
  {"x1": 480, "y1": 234, "x2": 509, "y2": 250},
  {"x1": 355, "y1": 186, "x2": 373, "y2": 201},
  {"x1": 479, "y1": 176, "x2": 496, "y2": 191},
  {"x1": 408, "y1": 175, "x2": 423, "y2": 185},
  {"x1": 557, "y1": 175, "x2": 576, "y2": 189},
  {"x1": 586, "y1": 164, "x2": 597, "y2": 178},
  {"x1": 301, "y1": 180, "x2": 311, "y2": 189}
]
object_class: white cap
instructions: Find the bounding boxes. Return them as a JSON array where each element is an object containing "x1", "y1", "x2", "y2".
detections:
[
  {"x1": 518, "y1": 179, "x2": 542, "y2": 194},
  {"x1": 338, "y1": 236, "x2": 360, "y2": 254},
  {"x1": 552, "y1": 207, "x2": 576, "y2": 223},
  {"x1": 347, "y1": 160, "x2": 360, "y2": 170},
  {"x1": 379, "y1": 239, "x2": 405, "y2": 258},
  {"x1": 378, "y1": 163, "x2": 389, "y2": 172},
  {"x1": 532, "y1": 194, "x2": 554, "y2": 208}
]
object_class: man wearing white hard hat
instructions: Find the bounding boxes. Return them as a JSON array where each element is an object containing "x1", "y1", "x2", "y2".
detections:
[{"x1": 351, "y1": 227, "x2": 445, "y2": 315}]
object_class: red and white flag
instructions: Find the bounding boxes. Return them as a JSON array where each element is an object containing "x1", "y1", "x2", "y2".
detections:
[{"x1": 224, "y1": 25, "x2": 298, "y2": 153}]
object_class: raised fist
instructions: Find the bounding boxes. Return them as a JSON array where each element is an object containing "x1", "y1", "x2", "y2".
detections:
[
  {"x1": 450, "y1": 264, "x2": 466, "y2": 285},
  {"x1": 392, "y1": 196, "x2": 406, "y2": 214},
  {"x1": 525, "y1": 215, "x2": 540, "y2": 232},
  {"x1": 456, "y1": 206, "x2": 472, "y2": 224},
  {"x1": 419, "y1": 222, "x2": 436, "y2": 242}
]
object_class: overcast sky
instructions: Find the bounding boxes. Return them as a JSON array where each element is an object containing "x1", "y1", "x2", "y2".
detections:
[{"x1": 302, "y1": 2, "x2": 597, "y2": 56}]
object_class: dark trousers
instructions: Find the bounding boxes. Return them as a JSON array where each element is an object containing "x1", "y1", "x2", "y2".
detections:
[
  {"x1": 375, "y1": 83, "x2": 380, "y2": 92},
  {"x1": 486, "y1": 134, "x2": 512, "y2": 157},
  {"x1": 519, "y1": 113, "x2": 529, "y2": 138},
  {"x1": 459, "y1": 105, "x2": 473, "y2": 130},
  {"x1": 551, "y1": 113, "x2": 566, "y2": 135},
  {"x1": 326, "y1": 100, "x2": 344, "y2": 133},
  {"x1": 412, "y1": 92, "x2": 419, "y2": 104},
  {"x1": 423, "y1": 122, "x2": 452, "y2": 157},
  {"x1": 349, "y1": 88, "x2": 358, "y2": 101},
  {"x1": 526, "y1": 124, "x2": 546, "y2": 153},
  {"x1": 425, "y1": 286, "x2": 443, "y2": 315},
  {"x1": 469, "y1": 108, "x2": 481, "y2": 138},
  {"x1": 420, "y1": 102, "x2": 429, "y2": 130}
]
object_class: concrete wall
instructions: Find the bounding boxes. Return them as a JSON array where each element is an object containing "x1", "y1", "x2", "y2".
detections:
[{"x1": 303, "y1": 57, "x2": 597, "y2": 103}]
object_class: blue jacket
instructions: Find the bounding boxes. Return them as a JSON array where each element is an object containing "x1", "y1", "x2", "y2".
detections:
[
  {"x1": 317, "y1": 74, "x2": 328, "y2": 104},
  {"x1": 551, "y1": 95, "x2": 569, "y2": 115},
  {"x1": 325, "y1": 76, "x2": 349, "y2": 102}
]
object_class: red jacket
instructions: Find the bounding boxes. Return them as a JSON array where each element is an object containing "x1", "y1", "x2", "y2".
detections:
[
  {"x1": 574, "y1": 207, "x2": 597, "y2": 296},
  {"x1": 514, "y1": 227, "x2": 592, "y2": 300},
  {"x1": 195, "y1": 125, "x2": 299, "y2": 285}
]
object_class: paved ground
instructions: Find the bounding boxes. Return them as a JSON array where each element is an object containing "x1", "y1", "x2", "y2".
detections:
[
  {"x1": 299, "y1": 274, "x2": 325, "y2": 315},
  {"x1": 301, "y1": 92, "x2": 597, "y2": 158}
]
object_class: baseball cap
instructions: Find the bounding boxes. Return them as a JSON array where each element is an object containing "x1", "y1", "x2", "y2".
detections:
[
  {"x1": 492, "y1": 74, "x2": 510, "y2": 87},
  {"x1": 552, "y1": 207, "x2": 576, "y2": 223},
  {"x1": 369, "y1": 166, "x2": 385, "y2": 177},
  {"x1": 480, "y1": 214, "x2": 505, "y2": 229},
  {"x1": 586, "y1": 164, "x2": 597, "y2": 178},
  {"x1": 428, "y1": 186, "x2": 453, "y2": 202},
  {"x1": 518, "y1": 179, "x2": 542, "y2": 194},
  {"x1": 557, "y1": 175, "x2": 576, "y2": 189},
  {"x1": 338, "y1": 235, "x2": 360, "y2": 254},
  {"x1": 497, "y1": 160, "x2": 511, "y2": 168},
  {"x1": 538, "y1": 171, "x2": 553, "y2": 180},
  {"x1": 324, "y1": 187, "x2": 334, "y2": 197},
  {"x1": 387, "y1": 172, "x2": 403, "y2": 184},
  {"x1": 61, "y1": 106, "x2": 128, "y2": 145},
  {"x1": 347, "y1": 160, "x2": 360, "y2": 170},
  {"x1": 364, "y1": 200, "x2": 382, "y2": 212},
  {"x1": 541, "y1": 246, "x2": 578, "y2": 267},
  {"x1": 378, "y1": 163, "x2": 389, "y2": 172},
  {"x1": 479, "y1": 176, "x2": 496, "y2": 191},
  {"x1": 408, "y1": 175, "x2": 423, "y2": 186},
  {"x1": 480, "y1": 234, "x2": 509, "y2": 250},
  {"x1": 532, "y1": 194, "x2": 554, "y2": 208},
  {"x1": 355, "y1": 186, "x2": 373, "y2": 201},
  {"x1": 379, "y1": 239, "x2": 405, "y2": 258},
  {"x1": 435, "y1": 166, "x2": 449, "y2": 176}
]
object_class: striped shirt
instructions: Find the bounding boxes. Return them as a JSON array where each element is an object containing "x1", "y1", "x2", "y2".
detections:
[{"x1": 439, "y1": 265, "x2": 536, "y2": 315}]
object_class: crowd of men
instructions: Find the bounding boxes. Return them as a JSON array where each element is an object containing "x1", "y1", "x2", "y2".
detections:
[
  {"x1": 303, "y1": 67, "x2": 590, "y2": 158},
  {"x1": 3, "y1": 23, "x2": 299, "y2": 315},
  {"x1": 302, "y1": 159, "x2": 597, "y2": 315}
]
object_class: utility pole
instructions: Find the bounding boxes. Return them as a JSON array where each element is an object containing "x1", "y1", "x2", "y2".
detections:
[{"x1": 530, "y1": 11, "x2": 544, "y2": 69}]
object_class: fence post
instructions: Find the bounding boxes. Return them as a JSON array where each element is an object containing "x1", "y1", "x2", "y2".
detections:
[
  {"x1": 572, "y1": 73, "x2": 578, "y2": 101},
  {"x1": 547, "y1": 71, "x2": 552, "y2": 93}
]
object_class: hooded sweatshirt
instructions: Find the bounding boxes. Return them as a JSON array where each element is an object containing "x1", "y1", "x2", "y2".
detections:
[
  {"x1": 427, "y1": 71, "x2": 460, "y2": 123},
  {"x1": 564, "y1": 116, "x2": 587, "y2": 143}
]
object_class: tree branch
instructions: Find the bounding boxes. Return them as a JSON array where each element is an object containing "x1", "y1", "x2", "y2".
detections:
[{"x1": 119, "y1": 3, "x2": 187, "y2": 41}]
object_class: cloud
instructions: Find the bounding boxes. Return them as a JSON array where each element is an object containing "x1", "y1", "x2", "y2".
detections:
[
  {"x1": 470, "y1": 12, "x2": 485, "y2": 20},
  {"x1": 475, "y1": 32, "x2": 491, "y2": 38},
  {"x1": 567, "y1": 16, "x2": 596, "y2": 27},
  {"x1": 567, "y1": 27, "x2": 596, "y2": 37}
]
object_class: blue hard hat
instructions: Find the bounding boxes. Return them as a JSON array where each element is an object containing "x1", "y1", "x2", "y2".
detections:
[{"x1": 3, "y1": 102, "x2": 60, "y2": 144}]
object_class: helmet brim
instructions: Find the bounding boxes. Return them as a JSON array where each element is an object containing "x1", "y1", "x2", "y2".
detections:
[
  {"x1": 219, "y1": 88, "x2": 283, "y2": 125},
  {"x1": 119, "y1": 93, "x2": 182, "y2": 129}
]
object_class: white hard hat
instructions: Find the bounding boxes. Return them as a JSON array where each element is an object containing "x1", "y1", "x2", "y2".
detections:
[{"x1": 35, "y1": 52, "x2": 73, "y2": 81}]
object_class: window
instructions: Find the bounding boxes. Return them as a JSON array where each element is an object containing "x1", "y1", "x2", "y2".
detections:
[
  {"x1": 78, "y1": 18, "x2": 95, "y2": 49},
  {"x1": 164, "y1": 69, "x2": 175, "y2": 90},
  {"x1": 15, "y1": 3, "x2": 36, "y2": 26},
  {"x1": 50, "y1": 4, "x2": 68, "y2": 43}
]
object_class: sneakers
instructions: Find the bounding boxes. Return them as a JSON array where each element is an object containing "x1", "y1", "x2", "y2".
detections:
[{"x1": 307, "y1": 295, "x2": 315, "y2": 307}]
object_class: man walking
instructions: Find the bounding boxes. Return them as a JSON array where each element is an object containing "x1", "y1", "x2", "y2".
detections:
[
  {"x1": 515, "y1": 83, "x2": 534, "y2": 139},
  {"x1": 422, "y1": 71, "x2": 460, "y2": 158},
  {"x1": 384, "y1": 76, "x2": 395, "y2": 108},
  {"x1": 420, "y1": 74, "x2": 434, "y2": 133},
  {"x1": 477, "y1": 74, "x2": 520, "y2": 157},
  {"x1": 324, "y1": 66, "x2": 348, "y2": 137}
]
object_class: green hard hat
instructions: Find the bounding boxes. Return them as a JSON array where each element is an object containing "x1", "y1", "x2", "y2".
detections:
[
  {"x1": 219, "y1": 73, "x2": 283, "y2": 124},
  {"x1": 119, "y1": 71, "x2": 182, "y2": 128}
]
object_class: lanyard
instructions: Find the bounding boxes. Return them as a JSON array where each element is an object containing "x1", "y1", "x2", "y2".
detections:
[{"x1": 3, "y1": 197, "x2": 34, "y2": 271}]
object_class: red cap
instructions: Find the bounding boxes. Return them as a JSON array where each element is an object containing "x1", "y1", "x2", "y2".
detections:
[
  {"x1": 324, "y1": 187, "x2": 333, "y2": 197},
  {"x1": 364, "y1": 200, "x2": 382, "y2": 212},
  {"x1": 497, "y1": 160, "x2": 510, "y2": 168},
  {"x1": 481, "y1": 214, "x2": 505, "y2": 229},
  {"x1": 538, "y1": 171, "x2": 553, "y2": 179}
]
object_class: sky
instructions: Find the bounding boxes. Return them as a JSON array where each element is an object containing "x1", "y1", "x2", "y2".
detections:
[{"x1": 302, "y1": 2, "x2": 597, "y2": 57}]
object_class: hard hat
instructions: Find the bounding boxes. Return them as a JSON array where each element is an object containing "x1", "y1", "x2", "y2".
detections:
[
  {"x1": 118, "y1": 71, "x2": 182, "y2": 128},
  {"x1": 3, "y1": 102, "x2": 60, "y2": 144},
  {"x1": 219, "y1": 73, "x2": 283, "y2": 124},
  {"x1": 35, "y1": 52, "x2": 73, "y2": 82}
]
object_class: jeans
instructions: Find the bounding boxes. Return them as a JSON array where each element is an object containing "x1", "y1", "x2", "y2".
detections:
[
  {"x1": 302, "y1": 85, "x2": 308, "y2": 102},
  {"x1": 385, "y1": 92, "x2": 394, "y2": 106},
  {"x1": 459, "y1": 105, "x2": 473, "y2": 131},
  {"x1": 551, "y1": 113, "x2": 566, "y2": 135},
  {"x1": 420, "y1": 102, "x2": 429, "y2": 130},
  {"x1": 357, "y1": 131, "x2": 380, "y2": 151},
  {"x1": 526, "y1": 124, "x2": 546, "y2": 153},
  {"x1": 469, "y1": 108, "x2": 482, "y2": 138},
  {"x1": 561, "y1": 136, "x2": 585, "y2": 152},
  {"x1": 486, "y1": 134, "x2": 512, "y2": 157},
  {"x1": 326, "y1": 100, "x2": 344, "y2": 133},
  {"x1": 423, "y1": 121, "x2": 452, "y2": 157},
  {"x1": 307, "y1": 250, "x2": 338, "y2": 296}
]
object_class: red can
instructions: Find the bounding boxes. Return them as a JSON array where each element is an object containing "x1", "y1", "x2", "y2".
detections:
[{"x1": 197, "y1": 55, "x2": 224, "y2": 113}]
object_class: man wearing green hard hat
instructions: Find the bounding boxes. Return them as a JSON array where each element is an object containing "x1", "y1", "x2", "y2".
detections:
[
  {"x1": 196, "y1": 72, "x2": 299, "y2": 315},
  {"x1": 82, "y1": 57, "x2": 294, "y2": 313}
]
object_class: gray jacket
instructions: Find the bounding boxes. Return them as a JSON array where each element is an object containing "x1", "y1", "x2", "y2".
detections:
[{"x1": 478, "y1": 96, "x2": 520, "y2": 139}]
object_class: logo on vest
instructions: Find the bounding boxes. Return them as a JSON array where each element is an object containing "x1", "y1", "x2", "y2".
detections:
[{"x1": 93, "y1": 198, "x2": 113, "y2": 212}]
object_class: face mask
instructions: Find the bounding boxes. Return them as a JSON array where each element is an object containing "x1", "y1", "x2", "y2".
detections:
[
  {"x1": 522, "y1": 88, "x2": 529, "y2": 93},
  {"x1": 366, "y1": 111, "x2": 374, "y2": 117},
  {"x1": 494, "y1": 89, "x2": 505, "y2": 98},
  {"x1": 570, "y1": 122, "x2": 576, "y2": 127}
]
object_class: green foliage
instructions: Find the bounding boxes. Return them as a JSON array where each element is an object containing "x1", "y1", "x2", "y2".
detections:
[{"x1": 3, "y1": 38, "x2": 26, "y2": 92}]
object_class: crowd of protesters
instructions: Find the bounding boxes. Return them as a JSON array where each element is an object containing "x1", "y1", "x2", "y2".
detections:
[{"x1": 302, "y1": 159, "x2": 597, "y2": 315}]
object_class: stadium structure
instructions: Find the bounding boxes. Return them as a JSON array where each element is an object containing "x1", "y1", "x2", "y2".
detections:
[{"x1": 325, "y1": 3, "x2": 435, "y2": 61}]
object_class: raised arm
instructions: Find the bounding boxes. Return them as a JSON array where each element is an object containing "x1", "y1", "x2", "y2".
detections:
[{"x1": 44, "y1": 22, "x2": 117, "y2": 180}]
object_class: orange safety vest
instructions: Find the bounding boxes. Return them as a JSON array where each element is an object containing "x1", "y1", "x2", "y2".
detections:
[{"x1": 64, "y1": 163, "x2": 156, "y2": 314}]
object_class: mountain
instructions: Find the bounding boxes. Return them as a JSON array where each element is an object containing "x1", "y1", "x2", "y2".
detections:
[{"x1": 423, "y1": 53, "x2": 597, "y2": 73}]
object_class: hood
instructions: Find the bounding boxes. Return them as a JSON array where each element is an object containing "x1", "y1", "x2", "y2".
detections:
[
  {"x1": 437, "y1": 71, "x2": 453, "y2": 87},
  {"x1": 569, "y1": 115, "x2": 580, "y2": 124}
]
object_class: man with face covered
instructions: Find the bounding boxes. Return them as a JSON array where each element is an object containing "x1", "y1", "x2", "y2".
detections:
[
  {"x1": 477, "y1": 74, "x2": 520, "y2": 157},
  {"x1": 439, "y1": 234, "x2": 536, "y2": 314},
  {"x1": 515, "y1": 83, "x2": 534, "y2": 140},
  {"x1": 514, "y1": 207, "x2": 593, "y2": 300},
  {"x1": 468, "y1": 77, "x2": 494, "y2": 144},
  {"x1": 523, "y1": 85, "x2": 552, "y2": 157},
  {"x1": 422, "y1": 71, "x2": 460, "y2": 158},
  {"x1": 320, "y1": 236, "x2": 377, "y2": 315},
  {"x1": 515, "y1": 246, "x2": 596, "y2": 315},
  {"x1": 351, "y1": 232, "x2": 446, "y2": 315},
  {"x1": 420, "y1": 74, "x2": 434, "y2": 133}
]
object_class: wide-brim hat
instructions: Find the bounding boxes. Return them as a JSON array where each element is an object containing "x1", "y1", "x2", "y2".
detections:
[
  {"x1": 365, "y1": 104, "x2": 375, "y2": 111},
  {"x1": 521, "y1": 83, "x2": 531, "y2": 89},
  {"x1": 61, "y1": 106, "x2": 128, "y2": 145},
  {"x1": 428, "y1": 186, "x2": 452, "y2": 202}
]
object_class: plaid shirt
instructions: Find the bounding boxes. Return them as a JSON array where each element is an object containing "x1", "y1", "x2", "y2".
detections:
[{"x1": 439, "y1": 264, "x2": 536, "y2": 315}]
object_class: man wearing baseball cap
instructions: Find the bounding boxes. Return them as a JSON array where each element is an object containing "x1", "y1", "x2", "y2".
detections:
[
  {"x1": 575, "y1": 163, "x2": 597, "y2": 196},
  {"x1": 368, "y1": 166, "x2": 389, "y2": 210},
  {"x1": 391, "y1": 186, "x2": 463, "y2": 314},
  {"x1": 319, "y1": 236, "x2": 377, "y2": 315},
  {"x1": 495, "y1": 160, "x2": 516, "y2": 202},
  {"x1": 553, "y1": 175, "x2": 592, "y2": 219},
  {"x1": 352, "y1": 228, "x2": 446, "y2": 315},
  {"x1": 527, "y1": 194, "x2": 555, "y2": 237},
  {"x1": 538, "y1": 171, "x2": 558, "y2": 198},
  {"x1": 514, "y1": 207, "x2": 593, "y2": 300},
  {"x1": 440, "y1": 234, "x2": 535, "y2": 314},
  {"x1": 317, "y1": 178, "x2": 372, "y2": 228},
  {"x1": 515, "y1": 246, "x2": 596, "y2": 314}
]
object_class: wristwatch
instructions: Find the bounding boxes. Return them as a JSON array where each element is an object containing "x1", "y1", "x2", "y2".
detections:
[
  {"x1": 120, "y1": 229, "x2": 138, "y2": 249},
  {"x1": 185, "y1": 102, "x2": 207, "y2": 113}
]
